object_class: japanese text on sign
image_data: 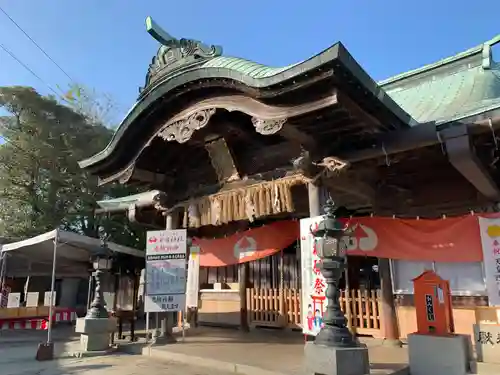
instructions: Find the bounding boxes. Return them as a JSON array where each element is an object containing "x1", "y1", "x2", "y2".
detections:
[
  {"x1": 149, "y1": 295, "x2": 179, "y2": 311},
  {"x1": 147, "y1": 231, "x2": 187, "y2": 253},
  {"x1": 300, "y1": 216, "x2": 327, "y2": 336},
  {"x1": 477, "y1": 330, "x2": 500, "y2": 345},
  {"x1": 425, "y1": 294, "x2": 435, "y2": 322},
  {"x1": 474, "y1": 323, "x2": 500, "y2": 364},
  {"x1": 145, "y1": 229, "x2": 187, "y2": 313}
]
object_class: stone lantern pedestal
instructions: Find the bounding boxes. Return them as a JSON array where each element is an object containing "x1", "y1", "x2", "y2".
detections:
[
  {"x1": 75, "y1": 316, "x2": 117, "y2": 352},
  {"x1": 304, "y1": 342, "x2": 369, "y2": 375},
  {"x1": 75, "y1": 264, "x2": 117, "y2": 352}
]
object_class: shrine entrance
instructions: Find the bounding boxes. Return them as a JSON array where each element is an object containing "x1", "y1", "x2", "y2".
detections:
[{"x1": 245, "y1": 254, "x2": 382, "y2": 338}]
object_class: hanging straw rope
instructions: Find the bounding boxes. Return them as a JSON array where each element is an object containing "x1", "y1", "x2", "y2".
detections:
[{"x1": 178, "y1": 174, "x2": 308, "y2": 228}]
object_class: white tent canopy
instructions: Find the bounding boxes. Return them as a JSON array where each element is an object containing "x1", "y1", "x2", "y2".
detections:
[{"x1": 0, "y1": 229, "x2": 144, "y2": 278}]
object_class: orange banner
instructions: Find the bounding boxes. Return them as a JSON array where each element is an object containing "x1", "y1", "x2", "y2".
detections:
[
  {"x1": 192, "y1": 220, "x2": 299, "y2": 267},
  {"x1": 341, "y1": 216, "x2": 482, "y2": 262}
]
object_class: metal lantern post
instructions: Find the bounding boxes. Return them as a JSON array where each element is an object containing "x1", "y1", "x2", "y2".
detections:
[
  {"x1": 86, "y1": 234, "x2": 113, "y2": 319},
  {"x1": 311, "y1": 198, "x2": 359, "y2": 348},
  {"x1": 75, "y1": 229, "x2": 119, "y2": 353}
]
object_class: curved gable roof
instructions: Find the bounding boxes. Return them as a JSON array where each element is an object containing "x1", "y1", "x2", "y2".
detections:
[{"x1": 79, "y1": 20, "x2": 500, "y2": 172}]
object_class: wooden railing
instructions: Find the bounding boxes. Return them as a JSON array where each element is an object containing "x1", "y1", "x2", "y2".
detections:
[
  {"x1": 340, "y1": 289, "x2": 381, "y2": 336},
  {"x1": 246, "y1": 288, "x2": 282, "y2": 327},
  {"x1": 246, "y1": 288, "x2": 381, "y2": 337},
  {"x1": 283, "y1": 288, "x2": 301, "y2": 328}
]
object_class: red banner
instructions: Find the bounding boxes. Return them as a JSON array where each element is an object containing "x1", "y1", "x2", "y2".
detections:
[
  {"x1": 194, "y1": 215, "x2": 484, "y2": 267},
  {"x1": 301, "y1": 215, "x2": 483, "y2": 262},
  {"x1": 342, "y1": 216, "x2": 482, "y2": 262},
  {"x1": 192, "y1": 220, "x2": 299, "y2": 267}
]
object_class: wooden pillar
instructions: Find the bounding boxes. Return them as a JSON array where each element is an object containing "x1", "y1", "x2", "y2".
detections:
[
  {"x1": 308, "y1": 183, "x2": 322, "y2": 217},
  {"x1": 129, "y1": 272, "x2": 139, "y2": 342},
  {"x1": 166, "y1": 214, "x2": 173, "y2": 231},
  {"x1": 378, "y1": 258, "x2": 402, "y2": 346},
  {"x1": 168, "y1": 213, "x2": 184, "y2": 330},
  {"x1": 344, "y1": 267, "x2": 353, "y2": 332},
  {"x1": 239, "y1": 262, "x2": 249, "y2": 331},
  {"x1": 112, "y1": 273, "x2": 119, "y2": 343},
  {"x1": 160, "y1": 213, "x2": 177, "y2": 340},
  {"x1": 278, "y1": 250, "x2": 286, "y2": 327}
]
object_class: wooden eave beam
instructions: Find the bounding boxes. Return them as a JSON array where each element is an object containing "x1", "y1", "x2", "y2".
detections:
[
  {"x1": 441, "y1": 124, "x2": 500, "y2": 201},
  {"x1": 337, "y1": 114, "x2": 500, "y2": 165},
  {"x1": 278, "y1": 123, "x2": 317, "y2": 150},
  {"x1": 337, "y1": 122, "x2": 439, "y2": 163},
  {"x1": 323, "y1": 173, "x2": 375, "y2": 204},
  {"x1": 335, "y1": 90, "x2": 386, "y2": 131}
]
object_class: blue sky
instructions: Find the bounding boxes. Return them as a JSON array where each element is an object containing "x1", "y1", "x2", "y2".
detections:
[{"x1": 1, "y1": 1, "x2": 499, "y2": 124}]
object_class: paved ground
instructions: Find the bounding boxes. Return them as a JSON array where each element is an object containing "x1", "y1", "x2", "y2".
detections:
[
  {"x1": 0, "y1": 326, "x2": 233, "y2": 375},
  {"x1": 2, "y1": 353, "x2": 236, "y2": 375},
  {"x1": 2, "y1": 325, "x2": 498, "y2": 375},
  {"x1": 144, "y1": 327, "x2": 409, "y2": 375}
]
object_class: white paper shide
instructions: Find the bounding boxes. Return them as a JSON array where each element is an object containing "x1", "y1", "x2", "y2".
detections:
[{"x1": 145, "y1": 229, "x2": 187, "y2": 312}]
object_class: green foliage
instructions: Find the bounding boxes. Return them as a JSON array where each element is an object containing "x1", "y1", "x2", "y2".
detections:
[{"x1": 0, "y1": 86, "x2": 145, "y2": 249}]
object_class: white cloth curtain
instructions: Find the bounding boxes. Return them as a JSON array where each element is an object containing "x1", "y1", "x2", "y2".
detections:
[{"x1": 391, "y1": 260, "x2": 486, "y2": 296}]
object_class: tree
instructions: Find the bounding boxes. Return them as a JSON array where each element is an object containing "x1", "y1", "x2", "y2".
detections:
[
  {"x1": 63, "y1": 83, "x2": 123, "y2": 129},
  {"x1": 0, "y1": 86, "x2": 145, "y2": 249}
]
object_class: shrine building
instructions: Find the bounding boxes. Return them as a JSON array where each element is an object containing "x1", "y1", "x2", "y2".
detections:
[{"x1": 79, "y1": 18, "x2": 500, "y2": 341}]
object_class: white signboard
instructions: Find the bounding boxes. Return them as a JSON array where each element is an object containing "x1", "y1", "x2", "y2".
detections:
[
  {"x1": 26, "y1": 292, "x2": 39, "y2": 307},
  {"x1": 44, "y1": 291, "x2": 56, "y2": 307},
  {"x1": 7, "y1": 292, "x2": 21, "y2": 308},
  {"x1": 300, "y1": 216, "x2": 327, "y2": 336},
  {"x1": 478, "y1": 217, "x2": 500, "y2": 306},
  {"x1": 186, "y1": 246, "x2": 200, "y2": 308},
  {"x1": 145, "y1": 229, "x2": 187, "y2": 312}
]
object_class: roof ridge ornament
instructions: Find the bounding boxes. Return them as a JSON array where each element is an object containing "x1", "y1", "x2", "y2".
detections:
[
  {"x1": 140, "y1": 17, "x2": 223, "y2": 93},
  {"x1": 482, "y1": 35, "x2": 500, "y2": 70}
]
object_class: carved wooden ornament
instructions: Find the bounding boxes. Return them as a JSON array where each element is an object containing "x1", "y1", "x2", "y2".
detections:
[
  {"x1": 157, "y1": 108, "x2": 216, "y2": 143},
  {"x1": 251, "y1": 117, "x2": 287, "y2": 135},
  {"x1": 317, "y1": 156, "x2": 351, "y2": 177}
]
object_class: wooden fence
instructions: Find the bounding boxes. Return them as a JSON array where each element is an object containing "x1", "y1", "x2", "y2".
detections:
[{"x1": 246, "y1": 288, "x2": 381, "y2": 337}]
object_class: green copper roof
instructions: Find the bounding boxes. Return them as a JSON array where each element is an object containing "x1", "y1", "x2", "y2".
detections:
[
  {"x1": 202, "y1": 35, "x2": 500, "y2": 125},
  {"x1": 383, "y1": 63, "x2": 500, "y2": 124},
  {"x1": 380, "y1": 35, "x2": 500, "y2": 125},
  {"x1": 203, "y1": 35, "x2": 500, "y2": 126},
  {"x1": 202, "y1": 56, "x2": 298, "y2": 79}
]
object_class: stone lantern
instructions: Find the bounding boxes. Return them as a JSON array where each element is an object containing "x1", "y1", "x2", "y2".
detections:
[{"x1": 304, "y1": 199, "x2": 370, "y2": 375}]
